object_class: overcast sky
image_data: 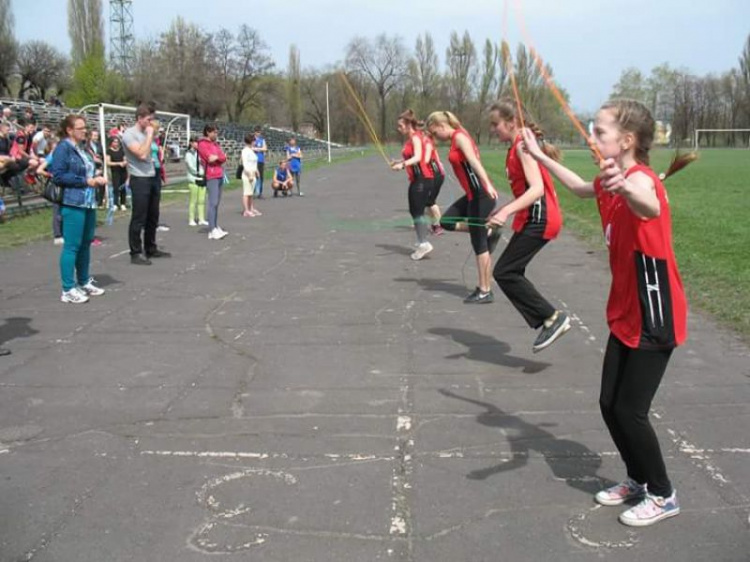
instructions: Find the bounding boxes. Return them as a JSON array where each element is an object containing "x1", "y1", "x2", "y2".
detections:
[{"x1": 13, "y1": 0, "x2": 750, "y2": 112}]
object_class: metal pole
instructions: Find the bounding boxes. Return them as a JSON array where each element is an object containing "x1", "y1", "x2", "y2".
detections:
[
  {"x1": 99, "y1": 104, "x2": 109, "y2": 201},
  {"x1": 326, "y1": 82, "x2": 332, "y2": 163}
]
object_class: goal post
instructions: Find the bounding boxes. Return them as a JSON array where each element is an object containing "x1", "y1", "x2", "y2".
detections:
[
  {"x1": 77, "y1": 102, "x2": 191, "y2": 189},
  {"x1": 694, "y1": 129, "x2": 750, "y2": 151}
]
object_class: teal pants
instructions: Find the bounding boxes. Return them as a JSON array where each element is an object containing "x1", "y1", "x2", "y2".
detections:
[{"x1": 60, "y1": 206, "x2": 97, "y2": 291}]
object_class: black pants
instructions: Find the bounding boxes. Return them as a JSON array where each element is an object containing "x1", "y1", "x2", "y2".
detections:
[
  {"x1": 441, "y1": 193, "x2": 496, "y2": 254},
  {"x1": 129, "y1": 175, "x2": 160, "y2": 256},
  {"x1": 492, "y1": 231, "x2": 555, "y2": 328},
  {"x1": 110, "y1": 168, "x2": 128, "y2": 206},
  {"x1": 408, "y1": 179, "x2": 432, "y2": 219},
  {"x1": 600, "y1": 334, "x2": 673, "y2": 497}
]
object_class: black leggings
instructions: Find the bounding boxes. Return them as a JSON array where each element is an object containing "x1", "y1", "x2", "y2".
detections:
[
  {"x1": 600, "y1": 334, "x2": 673, "y2": 497},
  {"x1": 427, "y1": 173, "x2": 444, "y2": 206},
  {"x1": 441, "y1": 193, "x2": 495, "y2": 254},
  {"x1": 408, "y1": 179, "x2": 432, "y2": 220},
  {"x1": 492, "y1": 231, "x2": 556, "y2": 328}
]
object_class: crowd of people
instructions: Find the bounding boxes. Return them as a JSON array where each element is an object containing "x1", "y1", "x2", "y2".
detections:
[{"x1": 2, "y1": 94, "x2": 693, "y2": 529}]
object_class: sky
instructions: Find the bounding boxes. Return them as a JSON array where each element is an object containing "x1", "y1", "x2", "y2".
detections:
[{"x1": 13, "y1": 0, "x2": 750, "y2": 113}]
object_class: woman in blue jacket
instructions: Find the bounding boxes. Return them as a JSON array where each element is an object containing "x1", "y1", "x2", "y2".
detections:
[{"x1": 49, "y1": 115, "x2": 108, "y2": 303}]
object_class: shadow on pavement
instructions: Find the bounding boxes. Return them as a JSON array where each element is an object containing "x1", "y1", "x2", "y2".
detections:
[
  {"x1": 429, "y1": 327, "x2": 550, "y2": 374},
  {"x1": 439, "y1": 389, "x2": 609, "y2": 496},
  {"x1": 375, "y1": 243, "x2": 413, "y2": 256},
  {"x1": 0, "y1": 317, "x2": 39, "y2": 346},
  {"x1": 394, "y1": 277, "x2": 469, "y2": 298}
]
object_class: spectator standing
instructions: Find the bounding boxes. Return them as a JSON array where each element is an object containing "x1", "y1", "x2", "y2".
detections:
[
  {"x1": 252, "y1": 127, "x2": 267, "y2": 198},
  {"x1": 49, "y1": 115, "x2": 107, "y2": 303},
  {"x1": 122, "y1": 103, "x2": 170, "y2": 265},
  {"x1": 86, "y1": 129, "x2": 105, "y2": 206},
  {"x1": 106, "y1": 136, "x2": 128, "y2": 211},
  {"x1": 284, "y1": 137, "x2": 304, "y2": 196},
  {"x1": 197, "y1": 124, "x2": 228, "y2": 240},
  {"x1": 185, "y1": 137, "x2": 208, "y2": 226},
  {"x1": 241, "y1": 134, "x2": 261, "y2": 217}
]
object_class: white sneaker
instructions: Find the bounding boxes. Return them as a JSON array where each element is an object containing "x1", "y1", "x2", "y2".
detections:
[
  {"x1": 198, "y1": 220, "x2": 209, "y2": 226},
  {"x1": 410, "y1": 241, "x2": 433, "y2": 261},
  {"x1": 53, "y1": 237, "x2": 64, "y2": 246},
  {"x1": 61, "y1": 287, "x2": 89, "y2": 304},
  {"x1": 217, "y1": 226, "x2": 229, "y2": 236},
  {"x1": 208, "y1": 228, "x2": 228, "y2": 240},
  {"x1": 80, "y1": 278, "x2": 105, "y2": 297},
  {"x1": 188, "y1": 220, "x2": 198, "y2": 226},
  {"x1": 120, "y1": 205, "x2": 127, "y2": 211}
]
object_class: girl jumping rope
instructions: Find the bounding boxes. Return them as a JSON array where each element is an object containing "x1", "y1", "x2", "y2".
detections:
[
  {"x1": 391, "y1": 109, "x2": 436, "y2": 261},
  {"x1": 522, "y1": 98, "x2": 692, "y2": 527},
  {"x1": 486, "y1": 99, "x2": 569, "y2": 352},
  {"x1": 425, "y1": 111, "x2": 499, "y2": 303}
]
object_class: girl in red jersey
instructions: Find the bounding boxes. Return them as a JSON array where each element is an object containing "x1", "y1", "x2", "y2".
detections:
[
  {"x1": 486, "y1": 100, "x2": 570, "y2": 351},
  {"x1": 422, "y1": 130, "x2": 445, "y2": 235},
  {"x1": 425, "y1": 111, "x2": 499, "y2": 303},
  {"x1": 522, "y1": 99, "x2": 694, "y2": 527},
  {"x1": 391, "y1": 110, "x2": 435, "y2": 261}
]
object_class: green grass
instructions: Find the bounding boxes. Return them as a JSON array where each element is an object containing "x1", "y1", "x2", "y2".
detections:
[{"x1": 481, "y1": 147, "x2": 750, "y2": 341}]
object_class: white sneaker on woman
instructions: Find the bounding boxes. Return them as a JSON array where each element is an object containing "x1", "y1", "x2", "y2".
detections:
[
  {"x1": 198, "y1": 220, "x2": 209, "y2": 226},
  {"x1": 410, "y1": 242, "x2": 433, "y2": 261},
  {"x1": 208, "y1": 228, "x2": 227, "y2": 240},
  {"x1": 80, "y1": 278, "x2": 105, "y2": 297},
  {"x1": 61, "y1": 287, "x2": 89, "y2": 304}
]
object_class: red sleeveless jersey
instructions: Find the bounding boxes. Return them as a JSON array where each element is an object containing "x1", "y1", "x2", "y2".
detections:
[
  {"x1": 448, "y1": 129, "x2": 484, "y2": 201},
  {"x1": 505, "y1": 136, "x2": 562, "y2": 239},
  {"x1": 401, "y1": 132, "x2": 434, "y2": 183},
  {"x1": 424, "y1": 134, "x2": 444, "y2": 177},
  {"x1": 594, "y1": 165, "x2": 687, "y2": 350}
]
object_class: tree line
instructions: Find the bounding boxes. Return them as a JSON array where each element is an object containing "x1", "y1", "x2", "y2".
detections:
[{"x1": 1, "y1": 0, "x2": 749, "y2": 147}]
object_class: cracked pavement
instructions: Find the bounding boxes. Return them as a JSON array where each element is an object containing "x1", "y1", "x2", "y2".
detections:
[{"x1": 1, "y1": 156, "x2": 749, "y2": 561}]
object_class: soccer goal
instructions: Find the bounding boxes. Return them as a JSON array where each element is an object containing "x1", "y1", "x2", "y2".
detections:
[
  {"x1": 693, "y1": 129, "x2": 750, "y2": 150},
  {"x1": 77, "y1": 102, "x2": 191, "y2": 189}
]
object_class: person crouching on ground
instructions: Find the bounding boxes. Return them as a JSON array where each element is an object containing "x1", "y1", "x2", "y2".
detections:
[
  {"x1": 272, "y1": 160, "x2": 294, "y2": 197},
  {"x1": 49, "y1": 115, "x2": 108, "y2": 304}
]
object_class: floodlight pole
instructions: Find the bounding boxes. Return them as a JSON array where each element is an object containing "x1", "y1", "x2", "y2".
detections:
[{"x1": 326, "y1": 82, "x2": 332, "y2": 163}]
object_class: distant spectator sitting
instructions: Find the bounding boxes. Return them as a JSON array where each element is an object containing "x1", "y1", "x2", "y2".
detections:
[
  {"x1": 9, "y1": 118, "x2": 40, "y2": 182},
  {"x1": 0, "y1": 106, "x2": 15, "y2": 134},
  {"x1": 272, "y1": 160, "x2": 294, "y2": 197},
  {"x1": 32, "y1": 125, "x2": 52, "y2": 158}
]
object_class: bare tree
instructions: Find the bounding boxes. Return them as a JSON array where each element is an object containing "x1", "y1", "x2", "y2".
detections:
[
  {"x1": 17, "y1": 41, "x2": 69, "y2": 100},
  {"x1": 227, "y1": 25, "x2": 275, "y2": 122},
  {"x1": 496, "y1": 40, "x2": 510, "y2": 100},
  {"x1": 409, "y1": 33, "x2": 440, "y2": 116},
  {"x1": 445, "y1": 30, "x2": 477, "y2": 115},
  {"x1": 346, "y1": 34, "x2": 408, "y2": 140},
  {"x1": 475, "y1": 39, "x2": 498, "y2": 142},
  {"x1": 739, "y1": 34, "x2": 750, "y2": 122},
  {"x1": 67, "y1": 0, "x2": 104, "y2": 65},
  {"x1": 610, "y1": 67, "x2": 649, "y2": 103},
  {"x1": 287, "y1": 44, "x2": 302, "y2": 131},
  {"x1": 0, "y1": 0, "x2": 16, "y2": 96}
]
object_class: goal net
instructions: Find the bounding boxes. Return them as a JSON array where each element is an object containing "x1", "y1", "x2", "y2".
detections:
[{"x1": 693, "y1": 129, "x2": 750, "y2": 150}]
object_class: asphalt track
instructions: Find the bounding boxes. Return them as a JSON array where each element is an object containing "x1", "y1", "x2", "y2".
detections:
[{"x1": 1, "y1": 156, "x2": 749, "y2": 561}]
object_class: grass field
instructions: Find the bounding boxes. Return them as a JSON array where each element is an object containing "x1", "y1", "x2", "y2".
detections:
[{"x1": 481, "y1": 147, "x2": 750, "y2": 341}]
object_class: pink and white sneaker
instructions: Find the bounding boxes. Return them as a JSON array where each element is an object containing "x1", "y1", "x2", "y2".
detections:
[
  {"x1": 619, "y1": 491, "x2": 680, "y2": 527},
  {"x1": 595, "y1": 478, "x2": 646, "y2": 506}
]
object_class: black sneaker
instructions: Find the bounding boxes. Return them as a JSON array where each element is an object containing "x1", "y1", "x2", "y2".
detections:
[
  {"x1": 532, "y1": 311, "x2": 571, "y2": 353},
  {"x1": 131, "y1": 254, "x2": 152, "y2": 266},
  {"x1": 487, "y1": 228, "x2": 502, "y2": 255},
  {"x1": 146, "y1": 249, "x2": 172, "y2": 258},
  {"x1": 464, "y1": 288, "x2": 494, "y2": 304}
]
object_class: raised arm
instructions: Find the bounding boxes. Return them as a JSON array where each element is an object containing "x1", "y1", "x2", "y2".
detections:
[
  {"x1": 521, "y1": 128, "x2": 595, "y2": 198},
  {"x1": 125, "y1": 127, "x2": 154, "y2": 161}
]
